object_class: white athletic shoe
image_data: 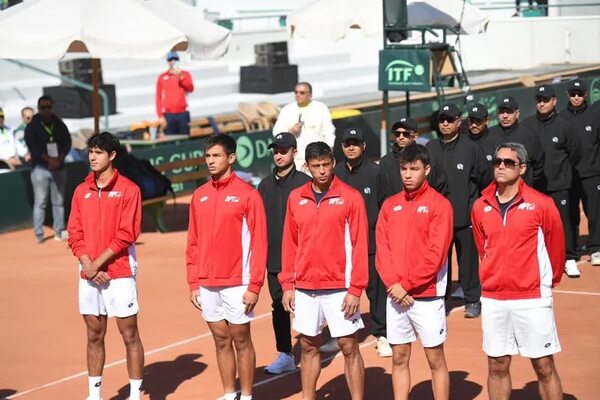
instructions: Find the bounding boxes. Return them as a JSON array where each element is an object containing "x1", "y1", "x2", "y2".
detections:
[
  {"x1": 591, "y1": 251, "x2": 600, "y2": 266},
  {"x1": 564, "y1": 260, "x2": 580, "y2": 278},
  {"x1": 451, "y1": 286, "x2": 464, "y2": 299},
  {"x1": 264, "y1": 352, "x2": 296, "y2": 374},
  {"x1": 376, "y1": 336, "x2": 393, "y2": 358},
  {"x1": 54, "y1": 230, "x2": 68, "y2": 241}
]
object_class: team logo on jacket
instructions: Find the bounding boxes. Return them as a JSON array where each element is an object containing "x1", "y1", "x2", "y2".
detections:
[
  {"x1": 393, "y1": 205, "x2": 402, "y2": 212},
  {"x1": 200, "y1": 196, "x2": 209, "y2": 202},
  {"x1": 483, "y1": 205, "x2": 492, "y2": 213},
  {"x1": 363, "y1": 187, "x2": 371, "y2": 195},
  {"x1": 486, "y1": 155, "x2": 492, "y2": 161},
  {"x1": 417, "y1": 206, "x2": 429, "y2": 213},
  {"x1": 108, "y1": 191, "x2": 122, "y2": 198},
  {"x1": 225, "y1": 195, "x2": 240, "y2": 203},
  {"x1": 517, "y1": 202, "x2": 535, "y2": 210},
  {"x1": 328, "y1": 198, "x2": 344, "y2": 205},
  {"x1": 585, "y1": 125, "x2": 592, "y2": 132},
  {"x1": 456, "y1": 163, "x2": 464, "y2": 170},
  {"x1": 560, "y1": 199, "x2": 567, "y2": 206},
  {"x1": 84, "y1": 192, "x2": 92, "y2": 200},
  {"x1": 552, "y1": 137, "x2": 558, "y2": 143},
  {"x1": 299, "y1": 199, "x2": 308, "y2": 205}
]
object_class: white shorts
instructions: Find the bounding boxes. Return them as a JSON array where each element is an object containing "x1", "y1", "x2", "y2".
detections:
[
  {"x1": 481, "y1": 296, "x2": 561, "y2": 358},
  {"x1": 199, "y1": 285, "x2": 253, "y2": 325},
  {"x1": 293, "y1": 289, "x2": 364, "y2": 338},
  {"x1": 386, "y1": 297, "x2": 447, "y2": 347},
  {"x1": 79, "y1": 276, "x2": 139, "y2": 318}
]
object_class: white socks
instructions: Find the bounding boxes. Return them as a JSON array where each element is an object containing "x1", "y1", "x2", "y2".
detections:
[
  {"x1": 88, "y1": 376, "x2": 102, "y2": 400},
  {"x1": 129, "y1": 379, "x2": 143, "y2": 400},
  {"x1": 240, "y1": 395, "x2": 253, "y2": 400},
  {"x1": 224, "y1": 393, "x2": 237, "y2": 400}
]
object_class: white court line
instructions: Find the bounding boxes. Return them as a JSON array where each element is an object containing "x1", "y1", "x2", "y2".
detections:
[
  {"x1": 221, "y1": 305, "x2": 467, "y2": 400},
  {"x1": 8, "y1": 311, "x2": 273, "y2": 399},
  {"x1": 554, "y1": 289, "x2": 600, "y2": 296}
]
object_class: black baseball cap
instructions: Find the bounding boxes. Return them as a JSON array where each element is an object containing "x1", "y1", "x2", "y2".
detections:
[
  {"x1": 342, "y1": 127, "x2": 365, "y2": 142},
  {"x1": 391, "y1": 117, "x2": 418, "y2": 132},
  {"x1": 468, "y1": 103, "x2": 488, "y2": 120},
  {"x1": 567, "y1": 79, "x2": 587, "y2": 93},
  {"x1": 497, "y1": 96, "x2": 519, "y2": 111},
  {"x1": 438, "y1": 103, "x2": 461, "y2": 119},
  {"x1": 268, "y1": 132, "x2": 297, "y2": 149},
  {"x1": 535, "y1": 84, "x2": 556, "y2": 99}
]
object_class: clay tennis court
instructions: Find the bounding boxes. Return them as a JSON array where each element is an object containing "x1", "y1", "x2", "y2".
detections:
[{"x1": 1, "y1": 196, "x2": 599, "y2": 399}]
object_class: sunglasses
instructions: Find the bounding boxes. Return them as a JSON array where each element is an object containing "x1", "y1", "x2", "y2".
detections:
[
  {"x1": 439, "y1": 116, "x2": 458, "y2": 124},
  {"x1": 536, "y1": 97, "x2": 552, "y2": 104},
  {"x1": 569, "y1": 91, "x2": 584, "y2": 98},
  {"x1": 393, "y1": 130, "x2": 414, "y2": 138},
  {"x1": 493, "y1": 158, "x2": 520, "y2": 168}
]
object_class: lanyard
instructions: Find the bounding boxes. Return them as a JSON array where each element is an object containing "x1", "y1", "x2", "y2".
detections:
[{"x1": 42, "y1": 121, "x2": 54, "y2": 142}]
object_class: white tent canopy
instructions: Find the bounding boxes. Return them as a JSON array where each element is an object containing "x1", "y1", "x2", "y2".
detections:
[
  {"x1": 289, "y1": 0, "x2": 490, "y2": 41},
  {"x1": 0, "y1": 0, "x2": 231, "y2": 59}
]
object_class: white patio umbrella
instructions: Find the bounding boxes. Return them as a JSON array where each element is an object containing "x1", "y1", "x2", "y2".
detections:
[
  {"x1": 289, "y1": 0, "x2": 490, "y2": 41},
  {"x1": 0, "y1": 0, "x2": 231, "y2": 130}
]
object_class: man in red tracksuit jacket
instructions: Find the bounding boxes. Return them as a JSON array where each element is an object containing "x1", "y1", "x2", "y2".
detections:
[
  {"x1": 186, "y1": 134, "x2": 267, "y2": 400},
  {"x1": 280, "y1": 141, "x2": 368, "y2": 400},
  {"x1": 155, "y1": 51, "x2": 194, "y2": 136},
  {"x1": 376, "y1": 143, "x2": 454, "y2": 400},
  {"x1": 67, "y1": 132, "x2": 144, "y2": 400},
  {"x1": 472, "y1": 142, "x2": 565, "y2": 400}
]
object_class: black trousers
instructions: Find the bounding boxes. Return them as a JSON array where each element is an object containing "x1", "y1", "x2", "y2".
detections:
[
  {"x1": 549, "y1": 190, "x2": 577, "y2": 260},
  {"x1": 267, "y1": 271, "x2": 292, "y2": 354},
  {"x1": 569, "y1": 176, "x2": 600, "y2": 254},
  {"x1": 447, "y1": 226, "x2": 481, "y2": 304},
  {"x1": 365, "y1": 254, "x2": 387, "y2": 338}
]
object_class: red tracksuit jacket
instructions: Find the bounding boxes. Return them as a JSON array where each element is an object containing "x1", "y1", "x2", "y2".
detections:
[
  {"x1": 68, "y1": 170, "x2": 142, "y2": 279},
  {"x1": 279, "y1": 177, "x2": 369, "y2": 297},
  {"x1": 186, "y1": 173, "x2": 267, "y2": 294},
  {"x1": 376, "y1": 181, "x2": 453, "y2": 298},
  {"x1": 471, "y1": 180, "x2": 565, "y2": 300},
  {"x1": 155, "y1": 70, "x2": 194, "y2": 117}
]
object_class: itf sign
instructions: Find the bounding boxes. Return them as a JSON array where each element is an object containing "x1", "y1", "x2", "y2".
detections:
[{"x1": 378, "y1": 49, "x2": 431, "y2": 92}]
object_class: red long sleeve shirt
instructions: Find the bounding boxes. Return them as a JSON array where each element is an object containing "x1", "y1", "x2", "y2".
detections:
[
  {"x1": 67, "y1": 170, "x2": 142, "y2": 279},
  {"x1": 471, "y1": 180, "x2": 565, "y2": 300},
  {"x1": 279, "y1": 177, "x2": 369, "y2": 297},
  {"x1": 155, "y1": 70, "x2": 194, "y2": 117},
  {"x1": 376, "y1": 181, "x2": 453, "y2": 298},
  {"x1": 186, "y1": 173, "x2": 267, "y2": 294}
]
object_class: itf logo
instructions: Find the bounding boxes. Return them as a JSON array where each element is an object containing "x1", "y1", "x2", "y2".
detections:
[
  {"x1": 385, "y1": 60, "x2": 425, "y2": 85},
  {"x1": 379, "y1": 49, "x2": 430, "y2": 92}
]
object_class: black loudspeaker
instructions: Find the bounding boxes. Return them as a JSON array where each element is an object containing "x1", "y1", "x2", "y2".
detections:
[
  {"x1": 254, "y1": 41, "x2": 289, "y2": 66},
  {"x1": 42, "y1": 85, "x2": 117, "y2": 118},
  {"x1": 383, "y1": 0, "x2": 409, "y2": 43},
  {"x1": 58, "y1": 58, "x2": 103, "y2": 86},
  {"x1": 240, "y1": 65, "x2": 298, "y2": 94}
]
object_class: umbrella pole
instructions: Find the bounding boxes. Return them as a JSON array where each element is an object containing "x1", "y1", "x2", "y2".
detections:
[{"x1": 92, "y1": 58, "x2": 100, "y2": 133}]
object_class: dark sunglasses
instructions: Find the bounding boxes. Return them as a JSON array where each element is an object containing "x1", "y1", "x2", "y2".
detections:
[
  {"x1": 536, "y1": 97, "x2": 552, "y2": 104},
  {"x1": 439, "y1": 116, "x2": 458, "y2": 124},
  {"x1": 393, "y1": 130, "x2": 414, "y2": 138},
  {"x1": 569, "y1": 91, "x2": 584, "y2": 98},
  {"x1": 493, "y1": 158, "x2": 520, "y2": 168}
]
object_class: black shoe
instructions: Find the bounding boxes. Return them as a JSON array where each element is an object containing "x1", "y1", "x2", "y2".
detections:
[
  {"x1": 319, "y1": 337, "x2": 340, "y2": 353},
  {"x1": 465, "y1": 302, "x2": 481, "y2": 318}
]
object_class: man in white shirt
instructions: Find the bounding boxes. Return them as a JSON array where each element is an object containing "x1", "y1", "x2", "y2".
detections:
[
  {"x1": 273, "y1": 82, "x2": 336, "y2": 172},
  {"x1": 0, "y1": 107, "x2": 27, "y2": 170}
]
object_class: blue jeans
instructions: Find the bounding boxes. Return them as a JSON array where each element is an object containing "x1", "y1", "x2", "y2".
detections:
[
  {"x1": 31, "y1": 166, "x2": 67, "y2": 237},
  {"x1": 164, "y1": 111, "x2": 190, "y2": 135}
]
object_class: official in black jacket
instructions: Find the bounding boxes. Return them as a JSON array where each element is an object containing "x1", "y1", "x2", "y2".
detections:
[
  {"x1": 489, "y1": 96, "x2": 545, "y2": 189},
  {"x1": 24, "y1": 95, "x2": 72, "y2": 244},
  {"x1": 559, "y1": 79, "x2": 600, "y2": 264},
  {"x1": 522, "y1": 84, "x2": 582, "y2": 277},
  {"x1": 379, "y1": 117, "x2": 448, "y2": 196},
  {"x1": 334, "y1": 127, "x2": 392, "y2": 357},
  {"x1": 257, "y1": 132, "x2": 310, "y2": 374},
  {"x1": 426, "y1": 103, "x2": 492, "y2": 318},
  {"x1": 464, "y1": 103, "x2": 503, "y2": 168}
]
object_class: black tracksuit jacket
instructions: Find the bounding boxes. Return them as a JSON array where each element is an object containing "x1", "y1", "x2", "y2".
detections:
[
  {"x1": 334, "y1": 155, "x2": 390, "y2": 255},
  {"x1": 489, "y1": 121, "x2": 545, "y2": 189},
  {"x1": 24, "y1": 114, "x2": 71, "y2": 168},
  {"x1": 378, "y1": 142, "x2": 449, "y2": 197},
  {"x1": 521, "y1": 111, "x2": 581, "y2": 192},
  {"x1": 258, "y1": 167, "x2": 311, "y2": 272},
  {"x1": 426, "y1": 134, "x2": 492, "y2": 228},
  {"x1": 465, "y1": 126, "x2": 504, "y2": 166},
  {"x1": 559, "y1": 102, "x2": 600, "y2": 179}
]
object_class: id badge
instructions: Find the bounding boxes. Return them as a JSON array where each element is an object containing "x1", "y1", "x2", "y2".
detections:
[{"x1": 47, "y1": 142, "x2": 59, "y2": 158}]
